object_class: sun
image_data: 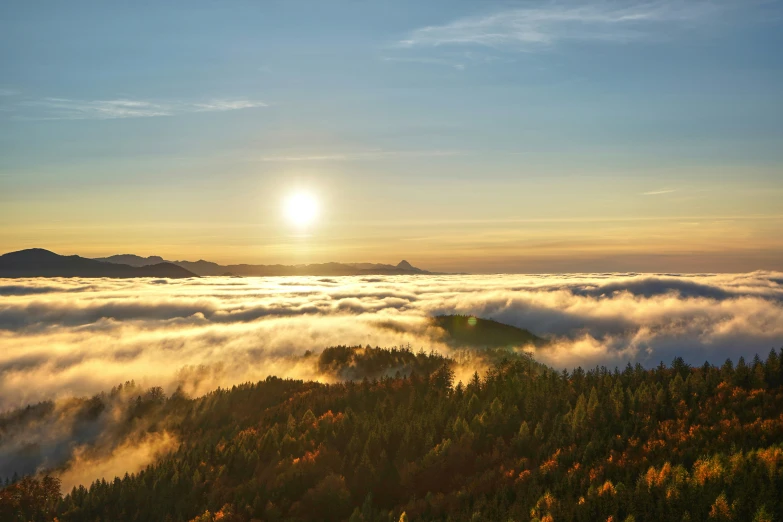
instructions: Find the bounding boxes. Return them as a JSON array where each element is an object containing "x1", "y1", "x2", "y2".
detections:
[{"x1": 284, "y1": 191, "x2": 319, "y2": 227}]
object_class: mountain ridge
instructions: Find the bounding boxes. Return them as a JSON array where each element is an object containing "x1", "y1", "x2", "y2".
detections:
[
  {"x1": 0, "y1": 249, "x2": 197, "y2": 279},
  {"x1": 94, "y1": 253, "x2": 437, "y2": 276},
  {"x1": 93, "y1": 254, "x2": 165, "y2": 267}
]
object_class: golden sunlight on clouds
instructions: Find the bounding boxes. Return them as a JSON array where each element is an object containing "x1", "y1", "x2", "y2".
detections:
[{"x1": 1, "y1": 271, "x2": 782, "y2": 410}]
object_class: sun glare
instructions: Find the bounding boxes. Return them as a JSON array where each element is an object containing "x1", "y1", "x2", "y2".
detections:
[{"x1": 284, "y1": 191, "x2": 319, "y2": 227}]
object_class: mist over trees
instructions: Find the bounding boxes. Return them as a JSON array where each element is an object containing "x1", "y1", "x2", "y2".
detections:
[
  {"x1": 3, "y1": 273, "x2": 782, "y2": 414},
  {"x1": 2, "y1": 346, "x2": 783, "y2": 521}
]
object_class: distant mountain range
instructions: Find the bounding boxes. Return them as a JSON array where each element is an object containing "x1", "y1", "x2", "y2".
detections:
[
  {"x1": 93, "y1": 253, "x2": 434, "y2": 277},
  {"x1": 0, "y1": 248, "x2": 436, "y2": 278},
  {"x1": 0, "y1": 249, "x2": 196, "y2": 278}
]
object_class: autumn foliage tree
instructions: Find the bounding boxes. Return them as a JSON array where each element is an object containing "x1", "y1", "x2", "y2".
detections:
[{"x1": 2, "y1": 346, "x2": 783, "y2": 521}]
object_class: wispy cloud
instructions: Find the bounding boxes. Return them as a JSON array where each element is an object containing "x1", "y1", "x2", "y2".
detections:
[
  {"x1": 192, "y1": 99, "x2": 267, "y2": 112},
  {"x1": 22, "y1": 98, "x2": 172, "y2": 119},
  {"x1": 12, "y1": 97, "x2": 266, "y2": 120},
  {"x1": 398, "y1": 1, "x2": 731, "y2": 51},
  {"x1": 642, "y1": 188, "x2": 677, "y2": 196},
  {"x1": 258, "y1": 149, "x2": 460, "y2": 162}
]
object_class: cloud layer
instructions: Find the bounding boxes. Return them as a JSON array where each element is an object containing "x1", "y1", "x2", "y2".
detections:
[
  {"x1": 1, "y1": 272, "x2": 781, "y2": 412},
  {"x1": 1, "y1": 272, "x2": 781, "y2": 487},
  {"x1": 398, "y1": 1, "x2": 737, "y2": 50},
  {"x1": 8, "y1": 97, "x2": 266, "y2": 121}
]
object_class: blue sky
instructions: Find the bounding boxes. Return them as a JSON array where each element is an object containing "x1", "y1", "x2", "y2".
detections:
[{"x1": 1, "y1": 0, "x2": 782, "y2": 272}]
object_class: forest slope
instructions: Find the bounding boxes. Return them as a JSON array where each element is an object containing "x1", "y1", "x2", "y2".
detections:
[
  {"x1": 2, "y1": 348, "x2": 783, "y2": 521},
  {"x1": 432, "y1": 315, "x2": 546, "y2": 349}
]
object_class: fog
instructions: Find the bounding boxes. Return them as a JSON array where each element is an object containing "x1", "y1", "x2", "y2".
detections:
[
  {"x1": 1, "y1": 272, "x2": 782, "y2": 410},
  {"x1": 1, "y1": 272, "x2": 781, "y2": 487}
]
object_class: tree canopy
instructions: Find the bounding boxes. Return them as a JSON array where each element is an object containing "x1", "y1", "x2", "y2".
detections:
[{"x1": 2, "y1": 346, "x2": 783, "y2": 521}]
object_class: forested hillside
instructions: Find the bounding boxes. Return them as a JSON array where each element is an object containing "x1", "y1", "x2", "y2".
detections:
[
  {"x1": 2, "y1": 347, "x2": 783, "y2": 522},
  {"x1": 431, "y1": 315, "x2": 545, "y2": 350}
]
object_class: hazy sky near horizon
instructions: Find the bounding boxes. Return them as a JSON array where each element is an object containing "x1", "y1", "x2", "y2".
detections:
[{"x1": 1, "y1": 1, "x2": 782, "y2": 272}]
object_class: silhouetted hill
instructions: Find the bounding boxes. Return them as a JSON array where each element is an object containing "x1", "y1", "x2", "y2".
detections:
[
  {"x1": 343, "y1": 260, "x2": 428, "y2": 274},
  {"x1": 397, "y1": 259, "x2": 415, "y2": 270},
  {"x1": 170, "y1": 259, "x2": 225, "y2": 276},
  {"x1": 345, "y1": 262, "x2": 397, "y2": 270},
  {"x1": 0, "y1": 249, "x2": 197, "y2": 278},
  {"x1": 433, "y1": 314, "x2": 546, "y2": 349},
  {"x1": 97, "y1": 253, "x2": 436, "y2": 276},
  {"x1": 93, "y1": 254, "x2": 165, "y2": 267},
  {"x1": 132, "y1": 263, "x2": 197, "y2": 278}
]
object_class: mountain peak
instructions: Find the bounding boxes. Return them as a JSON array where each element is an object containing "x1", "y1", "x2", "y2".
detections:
[
  {"x1": 11, "y1": 248, "x2": 57, "y2": 255},
  {"x1": 2, "y1": 248, "x2": 61, "y2": 261},
  {"x1": 396, "y1": 260, "x2": 414, "y2": 270}
]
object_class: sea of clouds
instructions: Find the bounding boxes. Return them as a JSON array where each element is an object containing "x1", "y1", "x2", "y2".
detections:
[
  {"x1": 1, "y1": 272, "x2": 782, "y2": 488},
  {"x1": 2, "y1": 272, "x2": 782, "y2": 411}
]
